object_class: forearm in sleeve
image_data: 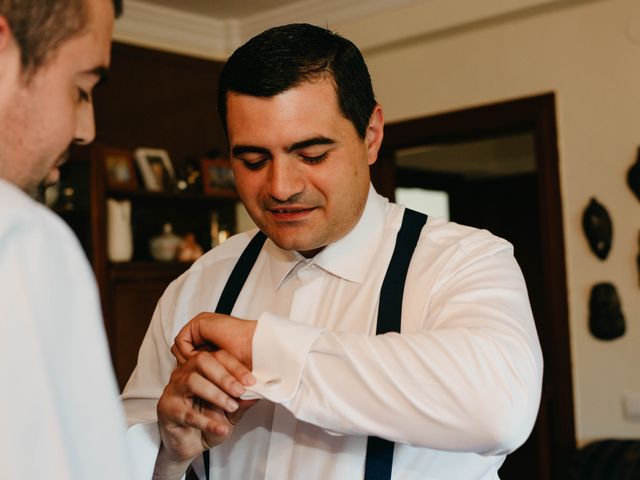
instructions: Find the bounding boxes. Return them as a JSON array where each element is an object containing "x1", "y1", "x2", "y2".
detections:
[{"x1": 249, "y1": 251, "x2": 543, "y2": 456}]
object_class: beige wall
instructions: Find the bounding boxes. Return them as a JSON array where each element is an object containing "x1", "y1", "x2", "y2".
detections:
[
  {"x1": 336, "y1": 0, "x2": 640, "y2": 444},
  {"x1": 121, "y1": 0, "x2": 640, "y2": 446}
]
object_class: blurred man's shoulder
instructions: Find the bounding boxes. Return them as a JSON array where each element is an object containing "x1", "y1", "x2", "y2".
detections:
[{"x1": 0, "y1": 179, "x2": 80, "y2": 249}]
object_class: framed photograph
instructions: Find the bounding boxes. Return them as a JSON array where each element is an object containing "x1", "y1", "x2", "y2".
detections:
[
  {"x1": 201, "y1": 157, "x2": 235, "y2": 195},
  {"x1": 134, "y1": 148, "x2": 175, "y2": 192},
  {"x1": 103, "y1": 148, "x2": 138, "y2": 191}
]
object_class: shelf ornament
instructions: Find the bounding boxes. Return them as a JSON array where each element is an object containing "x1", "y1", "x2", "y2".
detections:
[
  {"x1": 582, "y1": 197, "x2": 612, "y2": 260},
  {"x1": 588, "y1": 282, "x2": 625, "y2": 340},
  {"x1": 627, "y1": 147, "x2": 640, "y2": 202},
  {"x1": 106, "y1": 199, "x2": 133, "y2": 262}
]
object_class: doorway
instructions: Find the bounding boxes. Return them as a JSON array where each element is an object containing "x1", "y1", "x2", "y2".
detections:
[{"x1": 371, "y1": 93, "x2": 574, "y2": 480}]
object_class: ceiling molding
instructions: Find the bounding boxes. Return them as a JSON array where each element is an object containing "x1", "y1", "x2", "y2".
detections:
[
  {"x1": 114, "y1": 0, "x2": 585, "y2": 60},
  {"x1": 342, "y1": 0, "x2": 583, "y2": 53},
  {"x1": 114, "y1": 1, "x2": 236, "y2": 59},
  {"x1": 114, "y1": 0, "x2": 419, "y2": 59},
  {"x1": 238, "y1": 0, "x2": 417, "y2": 41}
]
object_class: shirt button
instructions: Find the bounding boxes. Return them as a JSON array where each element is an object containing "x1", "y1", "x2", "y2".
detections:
[{"x1": 265, "y1": 378, "x2": 281, "y2": 387}]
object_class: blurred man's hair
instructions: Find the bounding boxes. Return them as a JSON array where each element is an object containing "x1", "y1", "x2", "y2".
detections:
[
  {"x1": 0, "y1": 0, "x2": 123, "y2": 77},
  {"x1": 218, "y1": 23, "x2": 377, "y2": 139}
]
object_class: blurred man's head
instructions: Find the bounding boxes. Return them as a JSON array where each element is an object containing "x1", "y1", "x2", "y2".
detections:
[{"x1": 0, "y1": 0, "x2": 122, "y2": 196}]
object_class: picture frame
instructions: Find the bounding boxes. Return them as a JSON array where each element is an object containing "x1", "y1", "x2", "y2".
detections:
[
  {"x1": 200, "y1": 157, "x2": 235, "y2": 195},
  {"x1": 134, "y1": 147, "x2": 175, "y2": 192},
  {"x1": 103, "y1": 147, "x2": 138, "y2": 191}
]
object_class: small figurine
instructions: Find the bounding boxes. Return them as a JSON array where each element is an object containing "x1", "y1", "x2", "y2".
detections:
[
  {"x1": 177, "y1": 233, "x2": 204, "y2": 262},
  {"x1": 589, "y1": 282, "x2": 625, "y2": 340},
  {"x1": 582, "y1": 197, "x2": 612, "y2": 260}
]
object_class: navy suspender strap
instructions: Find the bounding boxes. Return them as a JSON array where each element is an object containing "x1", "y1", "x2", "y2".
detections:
[
  {"x1": 376, "y1": 208, "x2": 427, "y2": 335},
  {"x1": 215, "y1": 231, "x2": 268, "y2": 315},
  {"x1": 192, "y1": 208, "x2": 426, "y2": 480},
  {"x1": 363, "y1": 208, "x2": 427, "y2": 480},
  {"x1": 187, "y1": 231, "x2": 268, "y2": 480}
]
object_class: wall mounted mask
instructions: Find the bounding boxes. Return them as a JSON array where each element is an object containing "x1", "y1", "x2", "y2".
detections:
[
  {"x1": 589, "y1": 282, "x2": 625, "y2": 340},
  {"x1": 627, "y1": 147, "x2": 640, "y2": 202},
  {"x1": 582, "y1": 198, "x2": 612, "y2": 260}
]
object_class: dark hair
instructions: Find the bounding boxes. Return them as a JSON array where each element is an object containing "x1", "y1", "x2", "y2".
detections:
[
  {"x1": 0, "y1": 0, "x2": 123, "y2": 77},
  {"x1": 218, "y1": 23, "x2": 376, "y2": 139}
]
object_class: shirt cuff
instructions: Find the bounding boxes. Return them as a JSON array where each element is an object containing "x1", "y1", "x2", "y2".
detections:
[
  {"x1": 246, "y1": 312, "x2": 323, "y2": 403},
  {"x1": 125, "y1": 422, "x2": 161, "y2": 480}
]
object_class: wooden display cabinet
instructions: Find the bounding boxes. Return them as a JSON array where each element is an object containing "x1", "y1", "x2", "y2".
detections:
[
  {"x1": 56, "y1": 144, "x2": 239, "y2": 388},
  {"x1": 48, "y1": 41, "x2": 230, "y2": 389}
]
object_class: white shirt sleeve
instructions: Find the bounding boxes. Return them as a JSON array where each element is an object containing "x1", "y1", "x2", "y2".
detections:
[
  {"x1": 0, "y1": 189, "x2": 133, "y2": 479},
  {"x1": 249, "y1": 239, "x2": 543, "y2": 456}
]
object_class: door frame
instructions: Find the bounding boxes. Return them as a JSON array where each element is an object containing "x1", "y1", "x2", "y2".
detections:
[{"x1": 373, "y1": 93, "x2": 575, "y2": 479}]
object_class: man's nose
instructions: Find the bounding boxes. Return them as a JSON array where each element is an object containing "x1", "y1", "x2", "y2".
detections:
[
  {"x1": 267, "y1": 157, "x2": 305, "y2": 202},
  {"x1": 74, "y1": 102, "x2": 96, "y2": 145}
]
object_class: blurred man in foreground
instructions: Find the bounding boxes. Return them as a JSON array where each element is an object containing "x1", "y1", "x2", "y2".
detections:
[{"x1": 0, "y1": 1, "x2": 132, "y2": 477}]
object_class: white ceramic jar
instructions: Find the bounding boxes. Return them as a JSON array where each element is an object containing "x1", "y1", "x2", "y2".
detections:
[{"x1": 149, "y1": 222, "x2": 181, "y2": 261}]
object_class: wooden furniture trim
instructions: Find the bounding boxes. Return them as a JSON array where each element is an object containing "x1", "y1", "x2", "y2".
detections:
[{"x1": 380, "y1": 93, "x2": 574, "y2": 479}]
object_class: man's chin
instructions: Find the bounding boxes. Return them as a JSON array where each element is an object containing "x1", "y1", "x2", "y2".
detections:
[
  {"x1": 26, "y1": 167, "x2": 60, "y2": 201},
  {"x1": 44, "y1": 166, "x2": 61, "y2": 186},
  {"x1": 268, "y1": 233, "x2": 326, "y2": 258},
  {"x1": 45, "y1": 151, "x2": 68, "y2": 187}
]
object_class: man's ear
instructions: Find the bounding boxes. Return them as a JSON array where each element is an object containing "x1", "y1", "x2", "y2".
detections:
[
  {"x1": 0, "y1": 16, "x2": 22, "y2": 100},
  {"x1": 365, "y1": 105, "x2": 384, "y2": 166},
  {"x1": 0, "y1": 16, "x2": 12, "y2": 52}
]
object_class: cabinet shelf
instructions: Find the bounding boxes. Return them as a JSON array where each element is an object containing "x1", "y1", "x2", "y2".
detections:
[
  {"x1": 108, "y1": 260, "x2": 192, "y2": 282},
  {"x1": 54, "y1": 143, "x2": 238, "y2": 390},
  {"x1": 106, "y1": 188, "x2": 239, "y2": 206}
]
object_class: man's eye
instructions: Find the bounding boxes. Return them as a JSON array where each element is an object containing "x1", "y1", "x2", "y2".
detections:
[
  {"x1": 300, "y1": 152, "x2": 328, "y2": 164},
  {"x1": 242, "y1": 158, "x2": 268, "y2": 171},
  {"x1": 77, "y1": 88, "x2": 91, "y2": 103}
]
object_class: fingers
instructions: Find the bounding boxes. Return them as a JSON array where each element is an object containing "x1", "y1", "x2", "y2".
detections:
[
  {"x1": 172, "y1": 313, "x2": 257, "y2": 372},
  {"x1": 188, "y1": 368, "x2": 241, "y2": 414},
  {"x1": 183, "y1": 399, "x2": 257, "y2": 440},
  {"x1": 184, "y1": 401, "x2": 231, "y2": 436},
  {"x1": 173, "y1": 312, "x2": 219, "y2": 361},
  {"x1": 187, "y1": 364, "x2": 257, "y2": 436},
  {"x1": 171, "y1": 343, "x2": 186, "y2": 365},
  {"x1": 156, "y1": 352, "x2": 260, "y2": 460},
  {"x1": 170, "y1": 351, "x2": 251, "y2": 414},
  {"x1": 171, "y1": 340, "x2": 219, "y2": 366},
  {"x1": 212, "y1": 349, "x2": 256, "y2": 386},
  {"x1": 171, "y1": 345, "x2": 256, "y2": 392},
  {"x1": 155, "y1": 357, "x2": 238, "y2": 462}
]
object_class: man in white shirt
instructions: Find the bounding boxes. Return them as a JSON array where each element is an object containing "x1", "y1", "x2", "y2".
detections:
[
  {"x1": 123, "y1": 23, "x2": 543, "y2": 479},
  {"x1": 0, "y1": 1, "x2": 132, "y2": 478}
]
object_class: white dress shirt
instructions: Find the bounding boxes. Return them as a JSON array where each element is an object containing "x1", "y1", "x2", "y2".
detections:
[
  {"x1": 122, "y1": 185, "x2": 543, "y2": 480},
  {"x1": 0, "y1": 179, "x2": 133, "y2": 479}
]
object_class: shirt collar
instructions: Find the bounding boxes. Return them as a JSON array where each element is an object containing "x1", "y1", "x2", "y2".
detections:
[
  {"x1": 267, "y1": 184, "x2": 387, "y2": 289},
  {"x1": 267, "y1": 240, "x2": 304, "y2": 291}
]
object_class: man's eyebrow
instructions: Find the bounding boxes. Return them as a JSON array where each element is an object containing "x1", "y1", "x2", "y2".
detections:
[
  {"x1": 231, "y1": 137, "x2": 336, "y2": 158},
  {"x1": 82, "y1": 66, "x2": 109, "y2": 86},
  {"x1": 232, "y1": 145, "x2": 271, "y2": 157},
  {"x1": 287, "y1": 136, "x2": 336, "y2": 152}
]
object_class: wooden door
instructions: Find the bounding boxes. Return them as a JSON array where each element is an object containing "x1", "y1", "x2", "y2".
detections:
[{"x1": 371, "y1": 93, "x2": 574, "y2": 479}]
